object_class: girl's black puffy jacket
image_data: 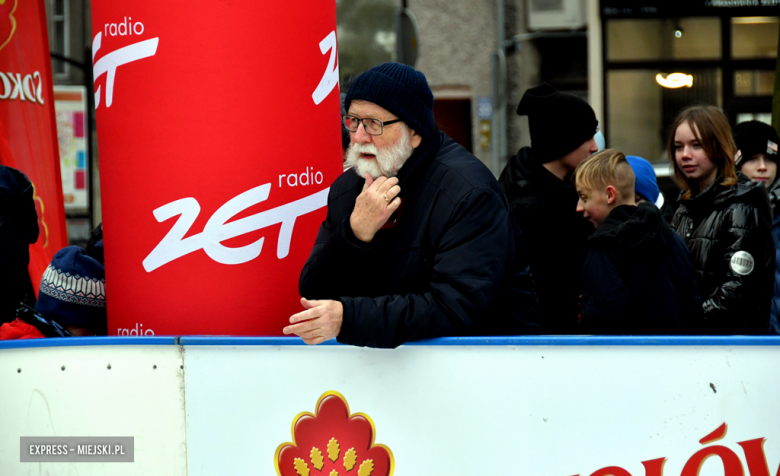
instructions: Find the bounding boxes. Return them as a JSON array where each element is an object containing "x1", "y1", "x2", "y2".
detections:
[{"x1": 670, "y1": 174, "x2": 774, "y2": 334}]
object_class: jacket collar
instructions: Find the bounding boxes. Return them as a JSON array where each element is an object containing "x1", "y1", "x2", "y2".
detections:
[
  {"x1": 394, "y1": 130, "x2": 442, "y2": 193},
  {"x1": 500, "y1": 147, "x2": 574, "y2": 202},
  {"x1": 680, "y1": 173, "x2": 766, "y2": 212}
]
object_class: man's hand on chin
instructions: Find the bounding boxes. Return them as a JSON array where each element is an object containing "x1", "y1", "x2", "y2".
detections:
[
  {"x1": 349, "y1": 173, "x2": 401, "y2": 242},
  {"x1": 284, "y1": 298, "x2": 344, "y2": 345}
]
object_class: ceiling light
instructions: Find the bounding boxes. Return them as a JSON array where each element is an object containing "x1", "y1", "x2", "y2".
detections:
[
  {"x1": 656, "y1": 73, "x2": 693, "y2": 89},
  {"x1": 674, "y1": 21, "x2": 684, "y2": 38}
]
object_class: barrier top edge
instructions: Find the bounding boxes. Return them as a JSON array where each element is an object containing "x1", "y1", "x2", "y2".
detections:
[{"x1": 2, "y1": 335, "x2": 780, "y2": 350}]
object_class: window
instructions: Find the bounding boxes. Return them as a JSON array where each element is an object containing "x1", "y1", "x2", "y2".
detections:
[
  {"x1": 603, "y1": 12, "x2": 777, "y2": 164},
  {"x1": 734, "y1": 70, "x2": 775, "y2": 97},
  {"x1": 52, "y1": 0, "x2": 69, "y2": 77},
  {"x1": 608, "y1": 69, "x2": 722, "y2": 162},
  {"x1": 336, "y1": 0, "x2": 398, "y2": 87},
  {"x1": 732, "y1": 17, "x2": 779, "y2": 59},
  {"x1": 607, "y1": 18, "x2": 721, "y2": 62}
]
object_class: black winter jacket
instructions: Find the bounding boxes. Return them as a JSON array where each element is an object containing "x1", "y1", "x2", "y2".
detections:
[
  {"x1": 767, "y1": 178, "x2": 780, "y2": 334},
  {"x1": 0, "y1": 166, "x2": 39, "y2": 323},
  {"x1": 498, "y1": 147, "x2": 592, "y2": 334},
  {"x1": 582, "y1": 203, "x2": 702, "y2": 334},
  {"x1": 300, "y1": 133, "x2": 540, "y2": 348},
  {"x1": 671, "y1": 175, "x2": 774, "y2": 334}
]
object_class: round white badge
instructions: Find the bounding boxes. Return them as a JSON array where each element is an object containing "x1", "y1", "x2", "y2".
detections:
[{"x1": 730, "y1": 251, "x2": 755, "y2": 276}]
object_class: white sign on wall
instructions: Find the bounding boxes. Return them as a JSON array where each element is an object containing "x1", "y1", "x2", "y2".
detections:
[{"x1": 53, "y1": 85, "x2": 89, "y2": 212}]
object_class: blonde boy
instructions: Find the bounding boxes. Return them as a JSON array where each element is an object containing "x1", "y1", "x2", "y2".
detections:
[
  {"x1": 572, "y1": 149, "x2": 702, "y2": 335},
  {"x1": 574, "y1": 150, "x2": 636, "y2": 228}
]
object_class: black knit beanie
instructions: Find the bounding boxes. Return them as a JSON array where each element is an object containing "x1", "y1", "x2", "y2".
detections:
[
  {"x1": 345, "y1": 63, "x2": 435, "y2": 139},
  {"x1": 734, "y1": 120, "x2": 780, "y2": 168},
  {"x1": 517, "y1": 83, "x2": 598, "y2": 163}
]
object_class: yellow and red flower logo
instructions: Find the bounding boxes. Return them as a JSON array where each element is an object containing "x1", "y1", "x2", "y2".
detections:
[
  {"x1": 276, "y1": 391, "x2": 394, "y2": 476},
  {"x1": 0, "y1": 0, "x2": 18, "y2": 53}
]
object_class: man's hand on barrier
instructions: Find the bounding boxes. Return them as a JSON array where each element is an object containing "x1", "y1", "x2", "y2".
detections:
[
  {"x1": 284, "y1": 298, "x2": 343, "y2": 344},
  {"x1": 349, "y1": 173, "x2": 401, "y2": 243}
]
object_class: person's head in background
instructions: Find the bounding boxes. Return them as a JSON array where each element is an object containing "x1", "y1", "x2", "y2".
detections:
[
  {"x1": 575, "y1": 149, "x2": 636, "y2": 228},
  {"x1": 733, "y1": 120, "x2": 780, "y2": 188},
  {"x1": 36, "y1": 246, "x2": 106, "y2": 336},
  {"x1": 517, "y1": 83, "x2": 599, "y2": 179},
  {"x1": 626, "y1": 156, "x2": 663, "y2": 207}
]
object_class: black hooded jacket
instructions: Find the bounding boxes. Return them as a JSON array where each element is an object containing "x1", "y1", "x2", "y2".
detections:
[
  {"x1": 670, "y1": 175, "x2": 774, "y2": 334},
  {"x1": 498, "y1": 147, "x2": 593, "y2": 334},
  {"x1": 300, "y1": 133, "x2": 540, "y2": 348},
  {"x1": 0, "y1": 166, "x2": 39, "y2": 323},
  {"x1": 582, "y1": 203, "x2": 702, "y2": 334}
]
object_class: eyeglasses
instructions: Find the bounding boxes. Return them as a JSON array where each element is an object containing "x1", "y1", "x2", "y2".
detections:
[{"x1": 342, "y1": 114, "x2": 402, "y2": 136}]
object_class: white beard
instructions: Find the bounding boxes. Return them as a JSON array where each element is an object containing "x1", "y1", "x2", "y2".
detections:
[{"x1": 344, "y1": 127, "x2": 415, "y2": 179}]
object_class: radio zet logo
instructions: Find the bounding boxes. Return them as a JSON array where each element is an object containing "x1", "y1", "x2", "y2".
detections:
[
  {"x1": 276, "y1": 392, "x2": 393, "y2": 476},
  {"x1": 91, "y1": 28, "x2": 158, "y2": 109}
]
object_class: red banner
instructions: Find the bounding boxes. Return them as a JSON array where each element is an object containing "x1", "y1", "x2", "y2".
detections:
[
  {"x1": 0, "y1": 0, "x2": 69, "y2": 294},
  {"x1": 90, "y1": 1, "x2": 342, "y2": 335}
]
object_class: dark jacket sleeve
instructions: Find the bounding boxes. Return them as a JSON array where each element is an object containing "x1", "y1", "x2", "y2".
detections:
[
  {"x1": 335, "y1": 187, "x2": 519, "y2": 348},
  {"x1": 580, "y1": 249, "x2": 630, "y2": 334},
  {"x1": 703, "y1": 201, "x2": 772, "y2": 333},
  {"x1": 667, "y1": 234, "x2": 704, "y2": 333}
]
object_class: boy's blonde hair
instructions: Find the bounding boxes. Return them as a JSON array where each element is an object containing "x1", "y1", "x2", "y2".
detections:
[{"x1": 574, "y1": 149, "x2": 635, "y2": 199}]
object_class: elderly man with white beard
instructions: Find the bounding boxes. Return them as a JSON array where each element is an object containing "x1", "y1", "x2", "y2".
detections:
[{"x1": 286, "y1": 62, "x2": 540, "y2": 348}]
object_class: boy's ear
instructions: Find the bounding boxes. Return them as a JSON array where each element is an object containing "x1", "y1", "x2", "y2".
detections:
[{"x1": 605, "y1": 185, "x2": 617, "y2": 204}]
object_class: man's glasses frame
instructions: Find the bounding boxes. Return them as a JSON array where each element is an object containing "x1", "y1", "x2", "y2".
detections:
[{"x1": 342, "y1": 114, "x2": 402, "y2": 136}]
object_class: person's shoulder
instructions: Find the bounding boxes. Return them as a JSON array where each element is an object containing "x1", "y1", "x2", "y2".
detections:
[
  {"x1": 719, "y1": 178, "x2": 772, "y2": 222},
  {"x1": 499, "y1": 147, "x2": 540, "y2": 192},
  {"x1": 428, "y1": 134, "x2": 505, "y2": 202},
  {"x1": 0, "y1": 165, "x2": 32, "y2": 194}
]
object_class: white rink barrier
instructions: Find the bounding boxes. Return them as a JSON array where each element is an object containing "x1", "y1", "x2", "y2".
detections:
[{"x1": 1, "y1": 336, "x2": 780, "y2": 476}]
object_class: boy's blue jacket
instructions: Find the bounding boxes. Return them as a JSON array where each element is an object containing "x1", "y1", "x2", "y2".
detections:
[
  {"x1": 299, "y1": 132, "x2": 540, "y2": 348},
  {"x1": 581, "y1": 203, "x2": 703, "y2": 334}
]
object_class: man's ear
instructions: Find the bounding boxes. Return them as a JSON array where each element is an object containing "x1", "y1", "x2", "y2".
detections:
[
  {"x1": 605, "y1": 185, "x2": 617, "y2": 204},
  {"x1": 411, "y1": 130, "x2": 423, "y2": 149}
]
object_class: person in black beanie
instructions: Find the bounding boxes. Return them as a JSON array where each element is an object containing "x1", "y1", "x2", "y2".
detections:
[
  {"x1": 498, "y1": 83, "x2": 599, "y2": 334},
  {"x1": 0, "y1": 165, "x2": 39, "y2": 324},
  {"x1": 733, "y1": 120, "x2": 780, "y2": 334},
  {"x1": 289, "y1": 62, "x2": 540, "y2": 348}
]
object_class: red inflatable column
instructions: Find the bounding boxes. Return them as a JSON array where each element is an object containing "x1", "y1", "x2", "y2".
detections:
[
  {"x1": 90, "y1": 3, "x2": 342, "y2": 335},
  {"x1": 0, "y1": 0, "x2": 69, "y2": 290}
]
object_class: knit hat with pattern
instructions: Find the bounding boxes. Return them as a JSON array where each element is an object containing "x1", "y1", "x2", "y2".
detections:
[{"x1": 35, "y1": 246, "x2": 106, "y2": 329}]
